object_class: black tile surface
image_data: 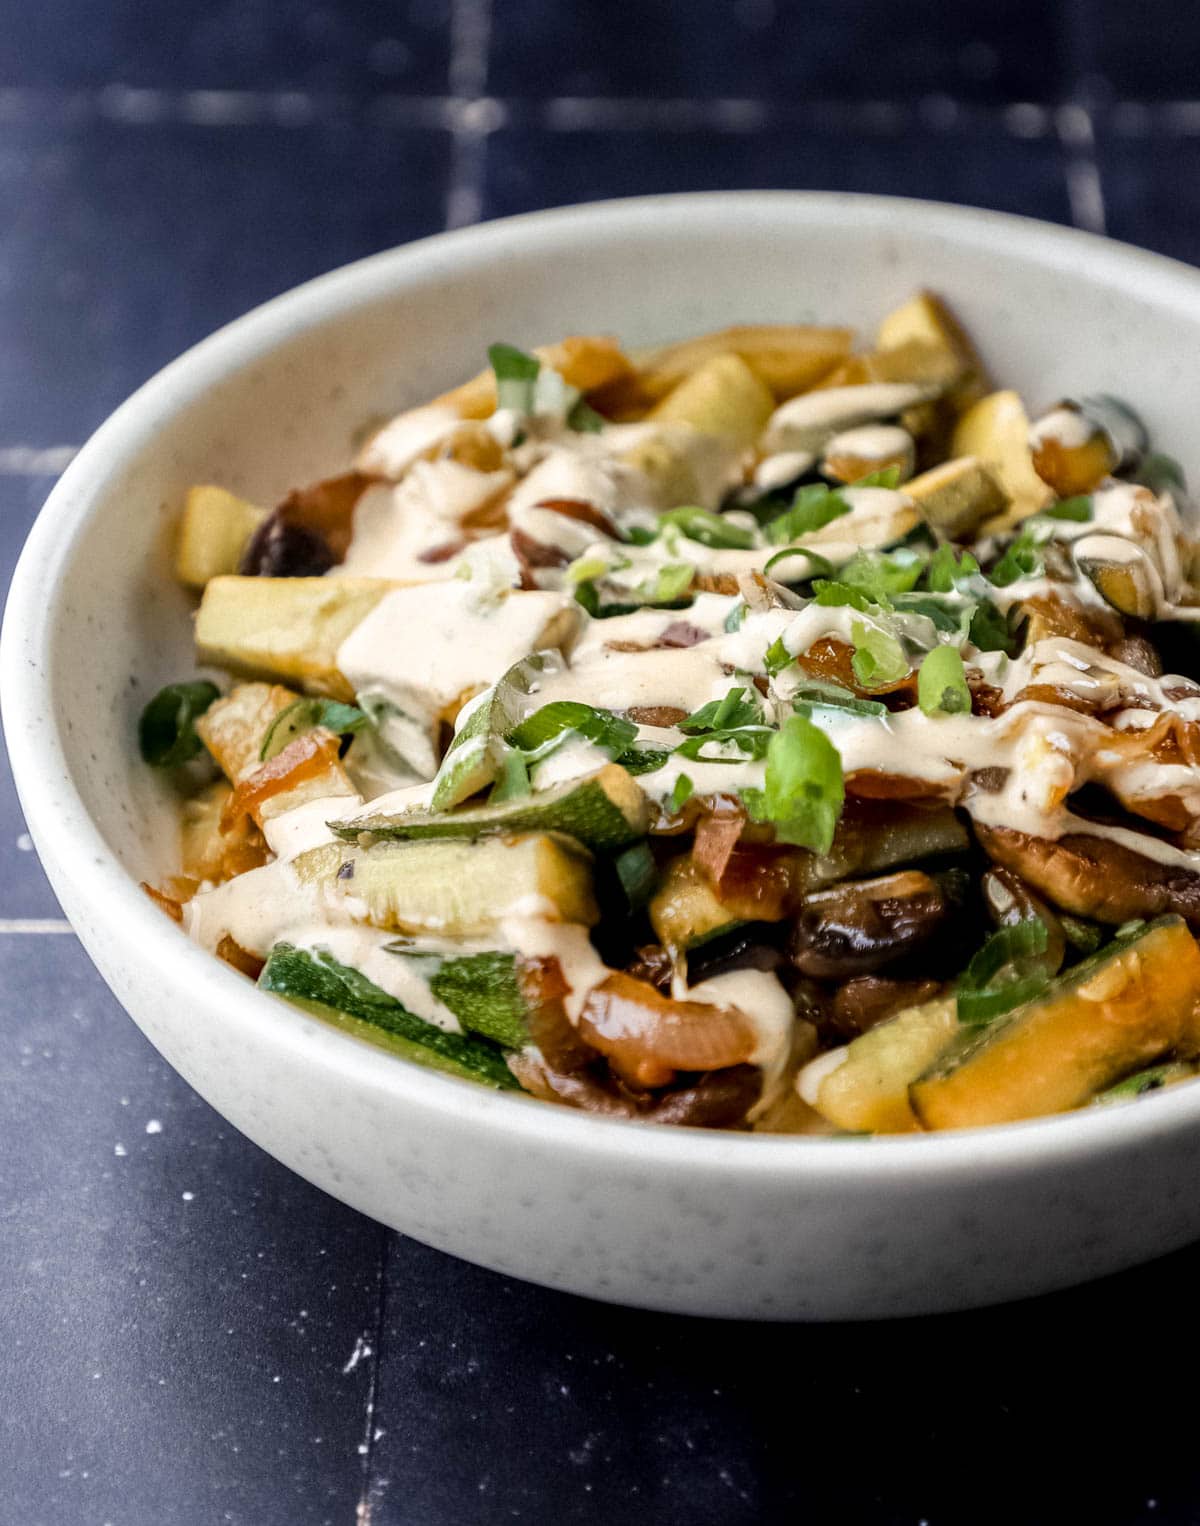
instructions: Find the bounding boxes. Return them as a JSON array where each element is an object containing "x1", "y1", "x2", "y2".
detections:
[
  {"x1": 0, "y1": 934, "x2": 385, "y2": 1526},
  {"x1": 368, "y1": 1232, "x2": 1198, "y2": 1526},
  {"x1": 1097, "y1": 127, "x2": 1200, "y2": 267},
  {"x1": 0, "y1": 0, "x2": 452, "y2": 93},
  {"x1": 481, "y1": 115, "x2": 1074, "y2": 226},
  {"x1": 3, "y1": 0, "x2": 1200, "y2": 1522},
  {"x1": 0, "y1": 472, "x2": 62, "y2": 917},
  {"x1": 0, "y1": 116, "x2": 450, "y2": 447},
  {"x1": 488, "y1": 0, "x2": 1071, "y2": 103},
  {"x1": 1077, "y1": 0, "x2": 1200, "y2": 100}
]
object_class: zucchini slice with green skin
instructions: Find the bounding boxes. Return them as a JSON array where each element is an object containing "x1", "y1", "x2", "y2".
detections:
[
  {"x1": 910, "y1": 917, "x2": 1200, "y2": 1129},
  {"x1": 388, "y1": 949, "x2": 535, "y2": 1050},
  {"x1": 259, "y1": 943, "x2": 519, "y2": 1089},
  {"x1": 809, "y1": 996, "x2": 959, "y2": 1134},
  {"x1": 332, "y1": 764, "x2": 649, "y2": 852},
  {"x1": 429, "y1": 656, "x2": 549, "y2": 811},
  {"x1": 294, "y1": 832, "x2": 599, "y2": 937}
]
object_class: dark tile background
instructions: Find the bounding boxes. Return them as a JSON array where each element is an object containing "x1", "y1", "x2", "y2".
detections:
[{"x1": 1, "y1": 2, "x2": 1198, "y2": 1521}]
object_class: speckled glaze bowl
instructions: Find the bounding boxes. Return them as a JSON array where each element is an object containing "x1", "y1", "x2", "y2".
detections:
[{"x1": 8, "y1": 193, "x2": 1200, "y2": 1320}]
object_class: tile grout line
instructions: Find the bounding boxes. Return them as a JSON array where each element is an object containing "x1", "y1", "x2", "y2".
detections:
[
  {"x1": 0, "y1": 445, "x2": 78, "y2": 476},
  {"x1": 443, "y1": 0, "x2": 497, "y2": 229},
  {"x1": 2, "y1": 83, "x2": 1200, "y2": 138},
  {"x1": 0, "y1": 919, "x2": 75, "y2": 934},
  {"x1": 1057, "y1": 103, "x2": 1107, "y2": 235},
  {"x1": 354, "y1": 1229, "x2": 391, "y2": 1526}
]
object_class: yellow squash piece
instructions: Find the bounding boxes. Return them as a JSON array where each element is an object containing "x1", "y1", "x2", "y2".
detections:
[
  {"x1": 175, "y1": 485, "x2": 267, "y2": 589},
  {"x1": 621, "y1": 324, "x2": 854, "y2": 407},
  {"x1": 951, "y1": 390, "x2": 1053, "y2": 521},
  {"x1": 910, "y1": 918, "x2": 1200, "y2": 1130},
  {"x1": 876, "y1": 291, "x2": 990, "y2": 410},
  {"x1": 195, "y1": 576, "x2": 400, "y2": 699},
  {"x1": 905, "y1": 456, "x2": 1009, "y2": 538},
  {"x1": 809, "y1": 996, "x2": 959, "y2": 1133},
  {"x1": 647, "y1": 353, "x2": 775, "y2": 450}
]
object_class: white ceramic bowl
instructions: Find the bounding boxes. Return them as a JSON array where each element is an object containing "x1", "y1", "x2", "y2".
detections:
[{"x1": 8, "y1": 192, "x2": 1200, "y2": 1320}]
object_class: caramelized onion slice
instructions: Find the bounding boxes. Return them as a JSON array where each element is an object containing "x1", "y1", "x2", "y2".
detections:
[
  {"x1": 221, "y1": 729, "x2": 344, "y2": 830},
  {"x1": 577, "y1": 971, "x2": 758, "y2": 1088}
]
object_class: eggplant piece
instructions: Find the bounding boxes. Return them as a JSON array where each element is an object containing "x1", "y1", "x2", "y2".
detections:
[
  {"x1": 976, "y1": 823, "x2": 1200, "y2": 928},
  {"x1": 789, "y1": 870, "x2": 949, "y2": 979}
]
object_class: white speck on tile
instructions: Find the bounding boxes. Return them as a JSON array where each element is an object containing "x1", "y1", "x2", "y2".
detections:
[
  {"x1": 114, "y1": 1143, "x2": 127, "y2": 1157},
  {"x1": 272, "y1": 1375, "x2": 280, "y2": 1383},
  {"x1": 145, "y1": 1119, "x2": 162, "y2": 1134},
  {"x1": 342, "y1": 1335, "x2": 373, "y2": 1374},
  {"x1": 373, "y1": 1428, "x2": 384, "y2": 1442},
  {"x1": 119, "y1": 1097, "x2": 129, "y2": 1106},
  {"x1": 15, "y1": 833, "x2": 32, "y2": 852},
  {"x1": 181, "y1": 1191, "x2": 194, "y2": 1202}
]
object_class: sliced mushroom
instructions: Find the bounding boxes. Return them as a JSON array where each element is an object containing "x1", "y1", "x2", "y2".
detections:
[
  {"x1": 826, "y1": 976, "x2": 943, "y2": 1041},
  {"x1": 975, "y1": 823, "x2": 1200, "y2": 927},
  {"x1": 789, "y1": 869, "x2": 949, "y2": 979}
]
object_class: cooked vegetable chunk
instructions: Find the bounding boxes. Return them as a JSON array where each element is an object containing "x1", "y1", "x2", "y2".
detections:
[
  {"x1": 337, "y1": 764, "x2": 647, "y2": 851},
  {"x1": 195, "y1": 576, "x2": 399, "y2": 698},
  {"x1": 294, "y1": 832, "x2": 598, "y2": 936},
  {"x1": 910, "y1": 918, "x2": 1200, "y2": 1129}
]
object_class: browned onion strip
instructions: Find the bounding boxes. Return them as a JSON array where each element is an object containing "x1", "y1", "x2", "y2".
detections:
[{"x1": 576, "y1": 972, "x2": 758, "y2": 1089}]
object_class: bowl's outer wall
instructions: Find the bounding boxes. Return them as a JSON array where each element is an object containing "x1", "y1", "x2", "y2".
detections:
[{"x1": 11, "y1": 195, "x2": 1200, "y2": 1318}]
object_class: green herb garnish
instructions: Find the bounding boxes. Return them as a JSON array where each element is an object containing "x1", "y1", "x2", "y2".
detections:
[
  {"x1": 850, "y1": 619, "x2": 909, "y2": 688},
  {"x1": 678, "y1": 686, "x2": 762, "y2": 735},
  {"x1": 138, "y1": 680, "x2": 220, "y2": 768},
  {"x1": 838, "y1": 547, "x2": 926, "y2": 602},
  {"x1": 1041, "y1": 495, "x2": 1093, "y2": 522},
  {"x1": 917, "y1": 645, "x2": 971, "y2": 717},
  {"x1": 741, "y1": 713, "x2": 845, "y2": 853},
  {"x1": 924, "y1": 544, "x2": 980, "y2": 593},
  {"x1": 508, "y1": 701, "x2": 637, "y2": 760},
  {"x1": 659, "y1": 505, "x2": 755, "y2": 550},
  {"x1": 988, "y1": 526, "x2": 1042, "y2": 587},
  {"x1": 762, "y1": 546, "x2": 835, "y2": 581},
  {"x1": 852, "y1": 466, "x2": 903, "y2": 489},
  {"x1": 956, "y1": 920, "x2": 1050, "y2": 1026},
  {"x1": 260, "y1": 697, "x2": 369, "y2": 762},
  {"x1": 764, "y1": 636, "x2": 793, "y2": 677},
  {"x1": 790, "y1": 679, "x2": 887, "y2": 720},
  {"x1": 488, "y1": 342, "x2": 540, "y2": 413},
  {"x1": 765, "y1": 483, "x2": 851, "y2": 545},
  {"x1": 614, "y1": 840, "x2": 659, "y2": 910},
  {"x1": 668, "y1": 774, "x2": 695, "y2": 813}
]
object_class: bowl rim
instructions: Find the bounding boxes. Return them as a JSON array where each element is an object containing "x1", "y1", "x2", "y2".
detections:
[{"x1": 9, "y1": 187, "x2": 1200, "y2": 1183}]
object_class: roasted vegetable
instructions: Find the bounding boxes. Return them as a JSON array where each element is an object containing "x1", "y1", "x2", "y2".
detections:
[
  {"x1": 910, "y1": 918, "x2": 1200, "y2": 1128},
  {"x1": 294, "y1": 832, "x2": 598, "y2": 936}
]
